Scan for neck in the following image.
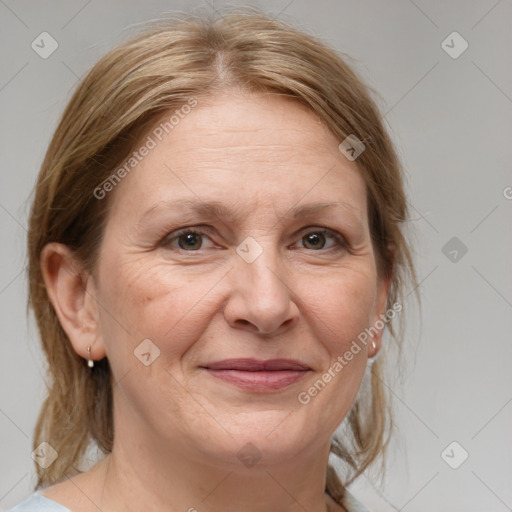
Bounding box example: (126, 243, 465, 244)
(91, 431, 336, 512)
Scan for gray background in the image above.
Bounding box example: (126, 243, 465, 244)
(1, 1, 511, 510)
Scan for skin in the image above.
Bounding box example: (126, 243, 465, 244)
(41, 90, 390, 512)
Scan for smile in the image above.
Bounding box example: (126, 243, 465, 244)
(201, 358, 311, 392)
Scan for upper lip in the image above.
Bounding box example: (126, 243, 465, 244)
(202, 358, 310, 371)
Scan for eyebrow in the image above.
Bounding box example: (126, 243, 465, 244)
(138, 199, 361, 224)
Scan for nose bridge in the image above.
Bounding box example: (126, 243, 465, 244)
(237, 238, 289, 301)
(226, 236, 297, 334)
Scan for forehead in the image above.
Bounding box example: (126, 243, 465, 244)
(105, 92, 368, 225)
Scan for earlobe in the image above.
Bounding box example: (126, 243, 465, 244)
(40, 243, 106, 363)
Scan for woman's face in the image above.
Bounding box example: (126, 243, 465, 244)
(89, 92, 389, 467)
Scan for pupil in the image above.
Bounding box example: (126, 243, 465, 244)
(304, 232, 325, 249)
(179, 233, 201, 250)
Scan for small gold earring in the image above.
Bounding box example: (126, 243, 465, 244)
(86, 346, 94, 368)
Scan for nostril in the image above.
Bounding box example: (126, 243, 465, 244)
(236, 319, 252, 327)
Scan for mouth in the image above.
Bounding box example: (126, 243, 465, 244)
(200, 358, 311, 392)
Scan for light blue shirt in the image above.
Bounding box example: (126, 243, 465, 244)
(8, 489, 372, 511)
(7, 492, 71, 511)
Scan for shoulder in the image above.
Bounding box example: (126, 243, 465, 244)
(341, 489, 373, 512)
(7, 492, 72, 512)
(327, 488, 372, 512)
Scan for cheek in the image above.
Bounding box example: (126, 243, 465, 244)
(301, 266, 377, 358)
(95, 255, 220, 363)
(295, 269, 377, 429)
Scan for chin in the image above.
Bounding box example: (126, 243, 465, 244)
(195, 413, 323, 468)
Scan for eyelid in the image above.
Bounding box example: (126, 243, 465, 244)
(161, 225, 348, 252)
(294, 226, 348, 249)
(160, 225, 217, 249)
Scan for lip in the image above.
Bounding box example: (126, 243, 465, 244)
(201, 358, 311, 392)
(204, 358, 310, 371)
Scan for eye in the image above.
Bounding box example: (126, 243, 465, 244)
(296, 229, 346, 251)
(163, 229, 215, 251)
(160, 226, 347, 253)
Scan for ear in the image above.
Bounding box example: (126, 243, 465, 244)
(368, 273, 392, 358)
(40, 243, 106, 363)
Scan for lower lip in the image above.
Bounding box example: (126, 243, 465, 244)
(204, 369, 309, 391)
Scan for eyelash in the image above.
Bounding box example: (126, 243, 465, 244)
(160, 226, 348, 253)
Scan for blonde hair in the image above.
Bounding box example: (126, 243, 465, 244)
(27, 7, 417, 502)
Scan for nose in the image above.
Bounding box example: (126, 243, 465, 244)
(223, 248, 300, 336)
